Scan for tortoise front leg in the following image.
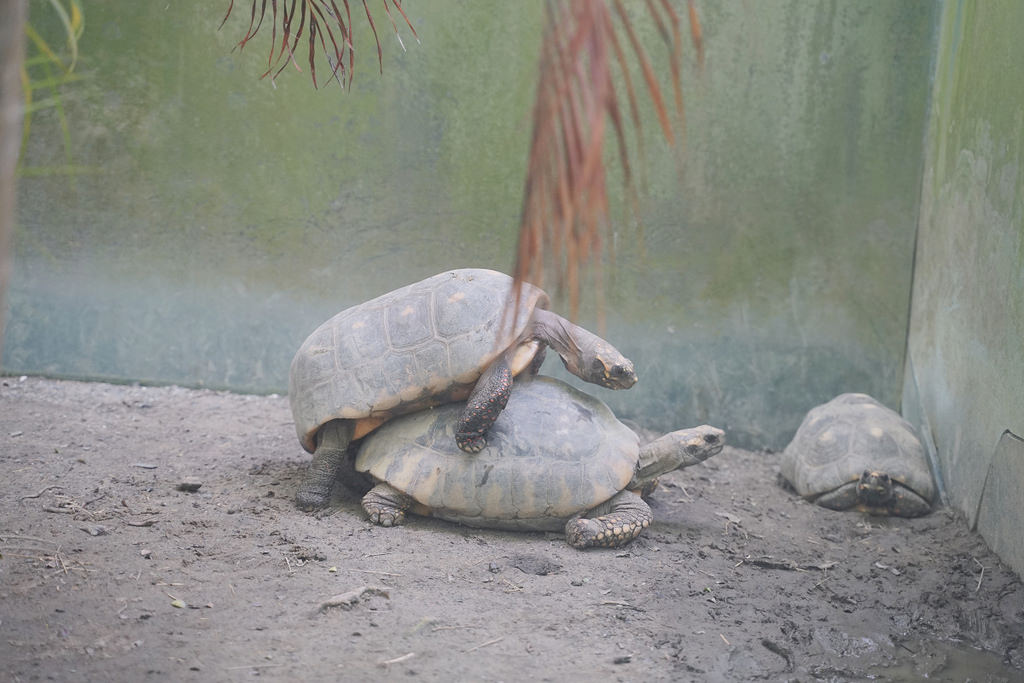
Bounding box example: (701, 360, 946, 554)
(296, 420, 354, 511)
(885, 486, 933, 517)
(362, 483, 414, 527)
(456, 353, 514, 453)
(564, 490, 652, 549)
(809, 481, 860, 511)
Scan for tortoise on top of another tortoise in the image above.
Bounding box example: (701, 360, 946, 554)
(289, 269, 637, 511)
(781, 393, 935, 517)
(348, 376, 724, 549)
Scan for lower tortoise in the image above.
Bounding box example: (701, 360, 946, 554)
(344, 376, 724, 549)
(781, 393, 935, 517)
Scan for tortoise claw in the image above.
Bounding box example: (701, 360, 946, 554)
(566, 517, 646, 549)
(456, 433, 487, 453)
(361, 483, 411, 527)
(364, 505, 405, 527)
(565, 519, 592, 549)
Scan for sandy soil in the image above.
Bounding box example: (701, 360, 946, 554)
(1, 375, 1022, 682)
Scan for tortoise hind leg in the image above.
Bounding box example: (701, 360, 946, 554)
(362, 483, 414, 527)
(295, 420, 354, 511)
(564, 490, 652, 549)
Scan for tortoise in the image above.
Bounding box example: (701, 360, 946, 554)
(289, 269, 637, 511)
(780, 393, 935, 517)
(348, 376, 725, 548)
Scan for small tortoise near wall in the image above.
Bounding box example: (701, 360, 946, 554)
(350, 376, 725, 549)
(781, 393, 936, 517)
(288, 269, 638, 511)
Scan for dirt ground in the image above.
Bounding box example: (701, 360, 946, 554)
(1, 376, 1022, 682)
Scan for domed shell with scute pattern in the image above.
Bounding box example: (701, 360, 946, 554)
(781, 393, 936, 516)
(354, 376, 641, 531)
(289, 269, 547, 453)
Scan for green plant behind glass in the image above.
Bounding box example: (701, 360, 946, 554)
(18, 0, 87, 185)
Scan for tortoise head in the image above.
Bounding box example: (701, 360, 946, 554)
(567, 341, 638, 390)
(857, 470, 895, 506)
(631, 425, 725, 487)
(530, 309, 637, 390)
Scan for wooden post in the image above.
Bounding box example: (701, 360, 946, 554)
(0, 0, 28, 356)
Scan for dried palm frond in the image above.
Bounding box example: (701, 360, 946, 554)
(510, 0, 702, 326)
(220, 0, 418, 89)
(219, 1, 701, 329)
(1, 0, 29, 358)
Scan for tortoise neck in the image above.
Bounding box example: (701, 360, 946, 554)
(631, 436, 687, 487)
(530, 308, 584, 360)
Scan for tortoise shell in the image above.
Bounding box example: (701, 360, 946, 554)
(354, 376, 640, 531)
(289, 269, 547, 453)
(781, 393, 935, 512)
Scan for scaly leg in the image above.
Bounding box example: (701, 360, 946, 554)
(295, 420, 354, 511)
(456, 353, 513, 453)
(564, 490, 653, 549)
(362, 483, 415, 527)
